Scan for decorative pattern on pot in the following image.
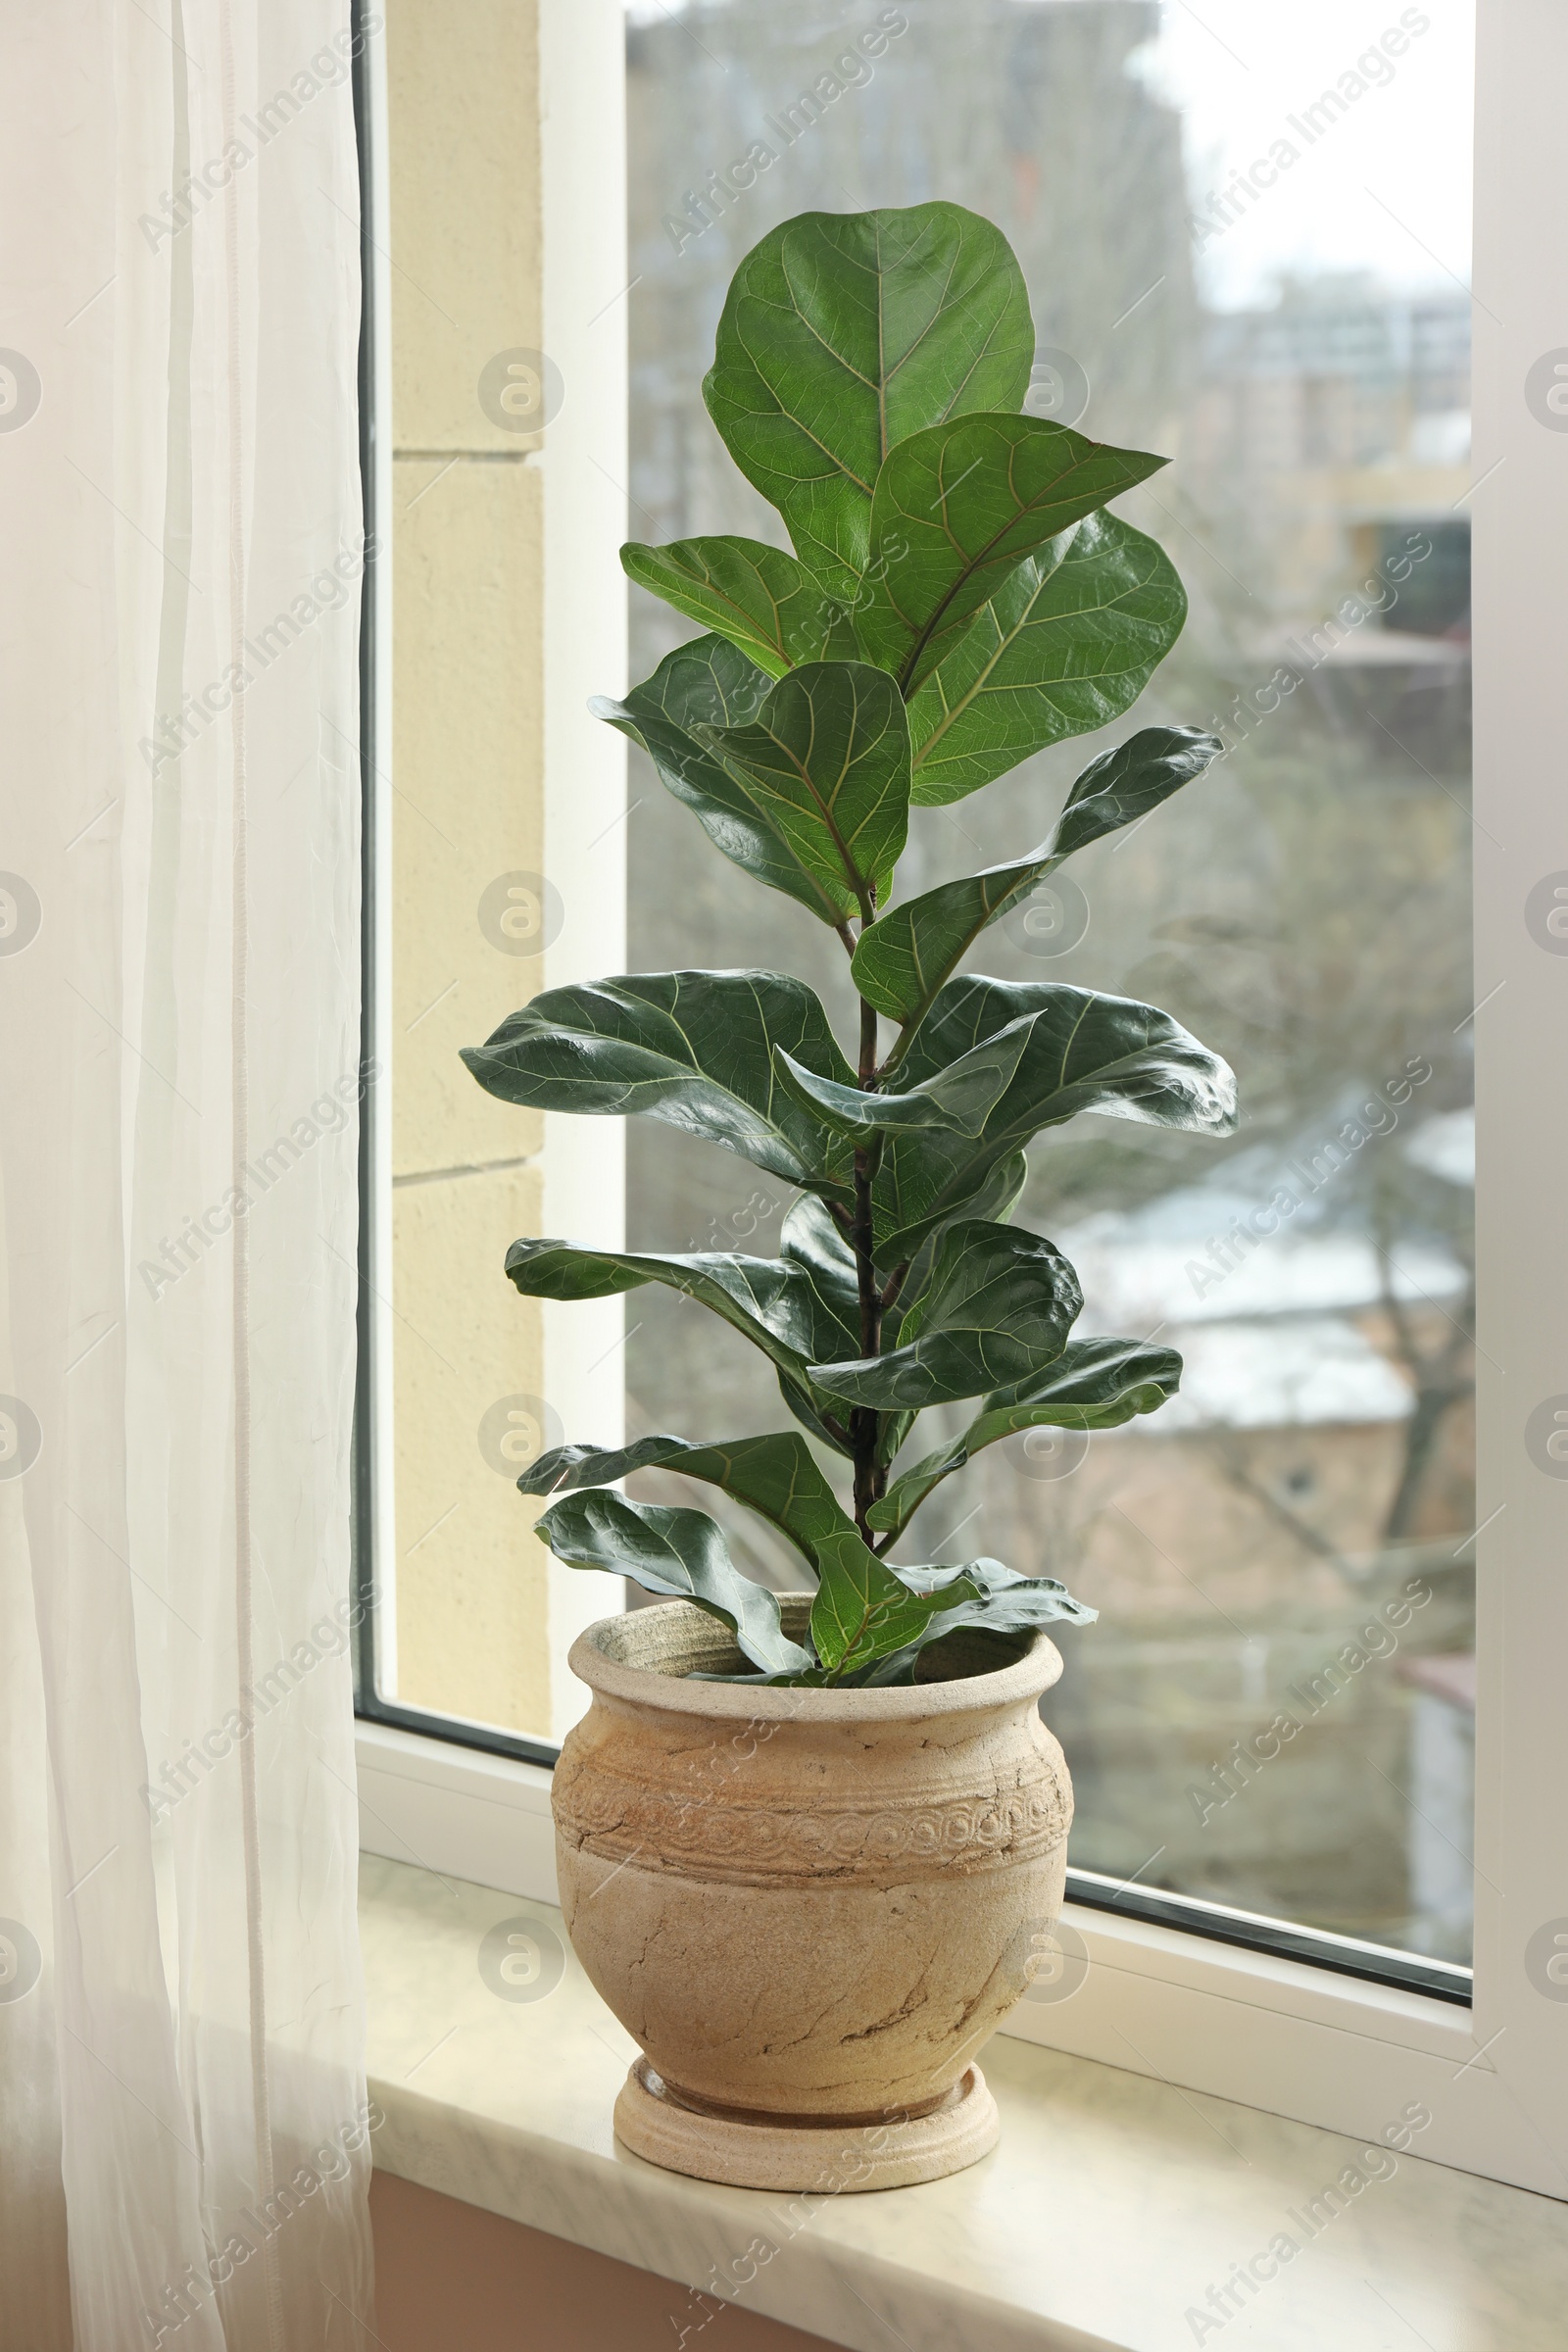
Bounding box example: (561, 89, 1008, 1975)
(554, 1765, 1071, 1886)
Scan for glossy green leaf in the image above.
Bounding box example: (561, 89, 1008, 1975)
(810, 1221, 1082, 1411)
(872, 978, 1236, 1260)
(852, 1559, 1099, 1685)
(878, 1149, 1028, 1393)
(517, 1429, 857, 1575)
(505, 1238, 860, 1396)
(773, 1196, 874, 1456)
(1050, 724, 1224, 861)
(810, 1543, 1097, 1683)
(462, 972, 858, 1200)
(908, 513, 1187, 804)
(808, 1527, 964, 1677)
(693, 662, 912, 917)
(778, 1194, 863, 1333)
(703, 204, 1035, 596)
(536, 1490, 812, 1676)
(777, 1187, 996, 1472)
(774, 1373, 857, 1462)
(854, 417, 1166, 691)
(866, 1336, 1184, 1539)
(773, 1019, 1032, 1140)
(853, 727, 1223, 1025)
(620, 537, 858, 678)
(590, 637, 849, 925)
(895, 1146, 1027, 1273)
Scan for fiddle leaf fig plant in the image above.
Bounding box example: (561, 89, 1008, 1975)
(463, 202, 1237, 1688)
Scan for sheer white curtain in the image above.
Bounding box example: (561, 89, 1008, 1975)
(0, 4, 376, 2344)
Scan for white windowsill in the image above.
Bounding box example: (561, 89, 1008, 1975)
(356, 1719, 1561, 2199)
(360, 1847, 1567, 2352)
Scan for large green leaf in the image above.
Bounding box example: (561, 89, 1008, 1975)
(590, 637, 848, 926)
(505, 1238, 859, 1396)
(517, 1430, 855, 1575)
(872, 979, 1236, 1260)
(906, 1145, 1027, 1254)
(908, 513, 1187, 805)
(857, 1152, 1034, 1327)
(810, 1221, 1082, 1411)
(774, 1195, 877, 1456)
(703, 204, 1035, 596)
(536, 1491, 812, 1676)
(1049, 724, 1224, 861)
(773, 1019, 1032, 1140)
(851, 1559, 1099, 1686)
(854, 418, 1166, 691)
(778, 1194, 866, 1336)
(620, 538, 857, 678)
(693, 662, 911, 917)
(867, 1336, 1184, 1541)
(854, 727, 1223, 1025)
(776, 1189, 992, 1467)
(878, 1150, 1029, 1402)
(775, 1371, 858, 1462)
(462, 973, 857, 1200)
(540, 1485, 1096, 1690)
(808, 1527, 964, 1678)
(809, 1541, 1096, 1684)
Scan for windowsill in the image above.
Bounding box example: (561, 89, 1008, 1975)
(361, 1853, 1567, 2352)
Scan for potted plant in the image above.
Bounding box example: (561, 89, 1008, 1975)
(463, 201, 1235, 2190)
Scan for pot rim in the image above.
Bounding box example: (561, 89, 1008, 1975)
(567, 1594, 1064, 1723)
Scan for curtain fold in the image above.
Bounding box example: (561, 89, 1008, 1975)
(0, 5, 377, 2344)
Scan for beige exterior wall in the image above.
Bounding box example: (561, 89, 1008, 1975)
(385, 0, 552, 1734)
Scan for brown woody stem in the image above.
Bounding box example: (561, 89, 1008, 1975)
(851, 990, 884, 1536)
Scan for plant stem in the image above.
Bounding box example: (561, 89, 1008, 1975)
(851, 991, 883, 1537)
(858, 987, 878, 1089)
(879, 1261, 910, 1311)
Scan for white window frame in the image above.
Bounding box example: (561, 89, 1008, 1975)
(356, 0, 1568, 2203)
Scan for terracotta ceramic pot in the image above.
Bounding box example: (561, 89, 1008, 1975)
(552, 1596, 1073, 2189)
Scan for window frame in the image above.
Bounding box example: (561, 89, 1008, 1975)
(353, 0, 1568, 2200)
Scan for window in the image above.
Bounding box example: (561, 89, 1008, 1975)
(621, 0, 1476, 1987)
(355, 0, 1568, 2196)
(352, 0, 628, 1761)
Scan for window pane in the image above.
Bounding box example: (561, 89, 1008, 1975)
(624, 0, 1476, 1963)
(375, 9, 562, 1744)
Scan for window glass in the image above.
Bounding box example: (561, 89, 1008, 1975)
(623, 0, 1476, 1964)
(370, 8, 562, 1746)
